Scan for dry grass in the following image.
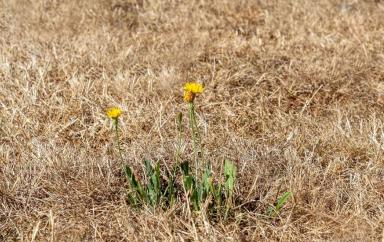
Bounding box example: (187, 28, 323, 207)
(1, 0, 384, 241)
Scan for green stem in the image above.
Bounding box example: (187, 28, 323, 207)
(189, 102, 199, 179)
(113, 119, 129, 181)
(113, 119, 141, 210)
(191, 104, 205, 169)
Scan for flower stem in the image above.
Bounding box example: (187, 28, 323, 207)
(113, 119, 129, 181)
(189, 102, 199, 179)
(191, 105, 204, 170)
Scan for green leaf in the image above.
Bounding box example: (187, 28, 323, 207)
(126, 192, 136, 206)
(145, 160, 162, 207)
(124, 165, 138, 189)
(144, 159, 153, 177)
(191, 189, 199, 210)
(180, 161, 190, 176)
(199, 171, 210, 201)
(181, 161, 195, 193)
(166, 178, 176, 208)
(224, 160, 236, 197)
(154, 161, 161, 202)
(224, 160, 237, 221)
(124, 165, 150, 205)
(206, 177, 215, 199)
(124, 166, 142, 201)
(272, 191, 292, 216)
(183, 175, 194, 192)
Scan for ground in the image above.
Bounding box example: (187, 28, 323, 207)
(1, 0, 384, 241)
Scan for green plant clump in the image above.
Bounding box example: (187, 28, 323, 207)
(107, 83, 291, 220)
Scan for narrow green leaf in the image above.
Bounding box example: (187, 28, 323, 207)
(183, 175, 193, 192)
(144, 159, 153, 176)
(180, 161, 190, 176)
(272, 191, 292, 216)
(155, 161, 161, 203)
(126, 193, 136, 206)
(224, 160, 237, 221)
(224, 160, 236, 197)
(191, 189, 199, 210)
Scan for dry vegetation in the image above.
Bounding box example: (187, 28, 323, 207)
(1, 0, 384, 241)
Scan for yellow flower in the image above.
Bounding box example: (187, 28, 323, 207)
(183, 82, 205, 102)
(106, 107, 121, 119)
(184, 82, 205, 94)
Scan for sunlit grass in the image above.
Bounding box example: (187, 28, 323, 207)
(2, 0, 384, 240)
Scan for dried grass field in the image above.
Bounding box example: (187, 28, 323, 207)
(1, 0, 384, 241)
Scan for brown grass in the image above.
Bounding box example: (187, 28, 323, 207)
(1, 0, 384, 241)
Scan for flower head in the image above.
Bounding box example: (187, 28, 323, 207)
(184, 82, 205, 94)
(183, 82, 205, 103)
(106, 107, 121, 119)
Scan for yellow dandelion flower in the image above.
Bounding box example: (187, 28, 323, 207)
(106, 107, 121, 119)
(184, 82, 205, 94)
(183, 82, 205, 103)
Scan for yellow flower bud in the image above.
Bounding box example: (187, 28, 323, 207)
(177, 112, 183, 122)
